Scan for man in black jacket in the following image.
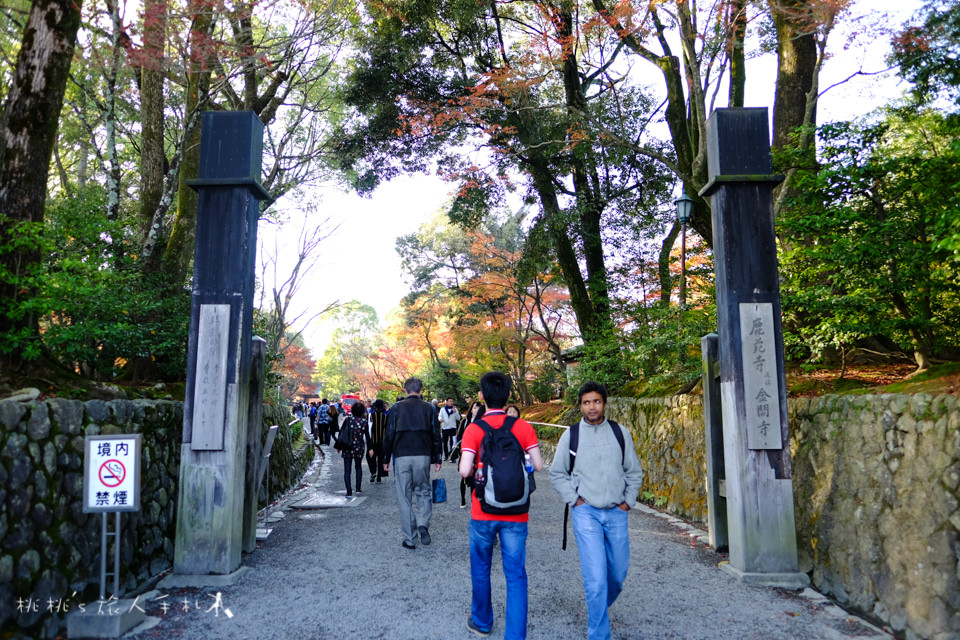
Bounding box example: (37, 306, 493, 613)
(383, 377, 443, 549)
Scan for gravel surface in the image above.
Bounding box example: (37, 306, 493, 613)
(122, 444, 892, 640)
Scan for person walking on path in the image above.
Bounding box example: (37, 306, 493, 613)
(440, 397, 461, 460)
(340, 402, 372, 496)
(382, 377, 443, 549)
(458, 371, 544, 638)
(316, 399, 331, 445)
(454, 401, 484, 508)
(368, 399, 389, 483)
(549, 381, 644, 640)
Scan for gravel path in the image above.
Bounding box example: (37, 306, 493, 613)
(122, 444, 891, 640)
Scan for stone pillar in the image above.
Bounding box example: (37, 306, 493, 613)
(700, 108, 808, 588)
(174, 112, 271, 575)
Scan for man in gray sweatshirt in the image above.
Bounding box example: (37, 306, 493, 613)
(549, 381, 644, 640)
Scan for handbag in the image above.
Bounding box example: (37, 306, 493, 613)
(334, 422, 352, 452)
(431, 477, 447, 503)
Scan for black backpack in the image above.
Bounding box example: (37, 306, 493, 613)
(561, 420, 625, 550)
(475, 416, 535, 515)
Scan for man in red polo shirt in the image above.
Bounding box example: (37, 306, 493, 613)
(458, 371, 544, 638)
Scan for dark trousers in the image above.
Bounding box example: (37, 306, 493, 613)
(442, 428, 457, 459)
(317, 421, 329, 445)
(344, 455, 363, 494)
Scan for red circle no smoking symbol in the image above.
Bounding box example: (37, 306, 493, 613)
(99, 459, 126, 487)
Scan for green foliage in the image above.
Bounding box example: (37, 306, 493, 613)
(779, 109, 960, 365)
(0, 213, 47, 361)
(422, 359, 476, 404)
(39, 187, 190, 380)
(891, 1, 960, 105)
(529, 370, 560, 403)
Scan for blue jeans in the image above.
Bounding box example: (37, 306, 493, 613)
(571, 504, 630, 640)
(469, 519, 528, 639)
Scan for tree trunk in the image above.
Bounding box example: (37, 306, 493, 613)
(559, 8, 612, 332)
(138, 0, 167, 271)
(768, 0, 819, 158)
(0, 0, 83, 370)
(163, 3, 213, 283)
(727, 0, 748, 107)
(526, 156, 597, 342)
(659, 221, 681, 307)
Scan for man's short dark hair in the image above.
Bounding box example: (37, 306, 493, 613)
(480, 371, 511, 409)
(577, 381, 608, 404)
(321, 398, 328, 404)
(404, 377, 423, 394)
(446, 396, 454, 402)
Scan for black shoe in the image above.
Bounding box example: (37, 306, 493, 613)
(466, 617, 491, 636)
(356, 489, 362, 494)
(418, 526, 431, 545)
(402, 541, 416, 550)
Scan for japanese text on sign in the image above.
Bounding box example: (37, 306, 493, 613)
(739, 303, 782, 450)
(84, 434, 142, 512)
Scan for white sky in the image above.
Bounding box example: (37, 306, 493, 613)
(258, 0, 924, 358)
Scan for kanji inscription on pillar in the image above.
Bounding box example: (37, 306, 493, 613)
(739, 302, 782, 450)
(192, 303, 230, 450)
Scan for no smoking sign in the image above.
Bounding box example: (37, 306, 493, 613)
(84, 434, 142, 513)
(98, 460, 126, 487)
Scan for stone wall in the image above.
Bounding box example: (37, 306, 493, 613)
(790, 393, 959, 640)
(606, 396, 708, 521)
(0, 396, 313, 638)
(604, 392, 960, 640)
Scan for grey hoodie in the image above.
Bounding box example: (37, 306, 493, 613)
(549, 418, 644, 509)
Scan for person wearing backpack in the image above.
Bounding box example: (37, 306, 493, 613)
(316, 399, 331, 445)
(549, 381, 643, 640)
(458, 371, 543, 638)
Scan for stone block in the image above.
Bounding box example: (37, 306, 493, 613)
(2, 432, 27, 461)
(16, 549, 40, 580)
(43, 441, 57, 474)
(66, 600, 146, 639)
(888, 394, 908, 415)
(9, 454, 30, 488)
(48, 397, 84, 434)
(26, 406, 51, 441)
(0, 400, 27, 431)
(85, 399, 110, 423)
(0, 554, 12, 583)
(32, 501, 52, 530)
(31, 471, 49, 501)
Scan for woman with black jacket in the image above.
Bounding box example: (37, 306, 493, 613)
(368, 399, 389, 483)
(454, 401, 485, 508)
(339, 402, 372, 496)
